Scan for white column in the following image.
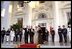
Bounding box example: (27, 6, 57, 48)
(23, 3, 29, 27)
(1, 1, 11, 31)
(9, 3, 13, 28)
(53, 1, 60, 42)
(28, 5, 32, 26)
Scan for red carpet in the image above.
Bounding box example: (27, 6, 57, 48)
(18, 43, 38, 48)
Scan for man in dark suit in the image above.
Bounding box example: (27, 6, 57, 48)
(37, 25, 43, 44)
(41, 27, 46, 43)
(19, 28, 22, 42)
(24, 26, 29, 43)
(15, 29, 19, 42)
(58, 26, 63, 43)
(6, 29, 10, 42)
(45, 28, 49, 42)
(62, 25, 67, 43)
(50, 28, 55, 43)
(29, 27, 34, 43)
(1, 28, 6, 43)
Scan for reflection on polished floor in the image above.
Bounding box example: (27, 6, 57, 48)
(40, 42, 71, 48)
(1, 35, 71, 48)
(1, 41, 71, 48)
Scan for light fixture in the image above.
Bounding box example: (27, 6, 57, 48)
(1, 8, 5, 17)
(9, 4, 12, 13)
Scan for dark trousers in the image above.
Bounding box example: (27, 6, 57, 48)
(46, 35, 48, 42)
(38, 34, 43, 44)
(58, 33, 63, 42)
(44, 35, 48, 42)
(25, 35, 28, 43)
(19, 35, 22, 42)
(1, 35, 4, 43)
(30, 35, 34, 43)
(52, 35, 55, 42)
(42, 35, 46, 42)
(15, 35, 18, 42)
(63, 34, 67, 43)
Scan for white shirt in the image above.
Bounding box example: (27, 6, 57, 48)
(67, 28, 71, 34)
(67, 27, 71, 41)
(10, 30, 15, 37)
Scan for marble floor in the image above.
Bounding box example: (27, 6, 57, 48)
(40, 42, 71, 48)
(1, 41, 71, 48)
(1, 36, 71, 48)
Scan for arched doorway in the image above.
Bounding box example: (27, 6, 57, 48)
(17, 18, 23, 28)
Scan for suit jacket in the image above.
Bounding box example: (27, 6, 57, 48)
(28, 29, 34, 36)
(24, 28, 29, 35)
(51, 30, 55, 35)
(6, 30, 10, 35)
(18, 31, 22, 35)
(15, 31, 19, 35)
(62, 28, 67, 35)
(37, 29, 42, 35)
(1, 30, 6, 35)
(58, 28, 62, 34)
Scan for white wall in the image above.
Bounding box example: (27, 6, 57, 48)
(1, 1, 11, 31)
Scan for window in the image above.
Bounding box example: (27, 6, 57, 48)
(38, 13, 47, 19)
(67, 12, 71, 20)
(39, 23, 46, 27)
(39, 1, 45, 3)
(67, 12, 71, 25)
(68, 18, 71, 25)
(18, 1, 24, 7)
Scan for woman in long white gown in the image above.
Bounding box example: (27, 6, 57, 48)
(10, 28, 15, 42)
(67, 25, 71, 42)
(34, 26, 38, 44)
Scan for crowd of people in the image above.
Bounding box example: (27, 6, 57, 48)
(58, 25, 71, 43)
(1, 25, 71, 44)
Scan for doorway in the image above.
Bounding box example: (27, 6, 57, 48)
(17, 18, 23, 28)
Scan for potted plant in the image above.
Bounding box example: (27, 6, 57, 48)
(11, 23, 21, 31)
